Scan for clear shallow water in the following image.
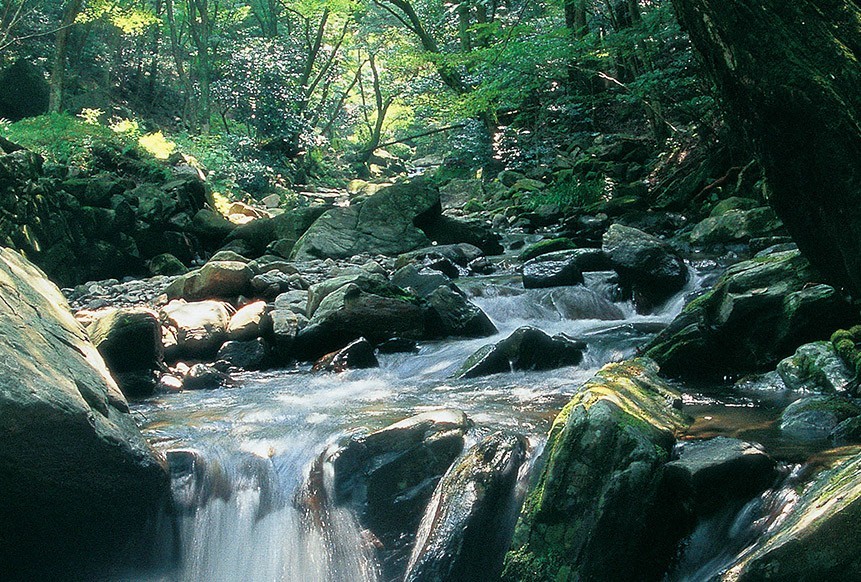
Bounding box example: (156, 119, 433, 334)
(132, 269, 716, 582)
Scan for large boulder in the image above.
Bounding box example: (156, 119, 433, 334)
(602, 224, 688, 310)
(291, 178, 441, 260)
(0, 248, 172, 579)
(502, 358, 690, 582)
(87, 307, 162, 397)
(522, 255, 585, 289)
(724, 452, 861, 580)
(457, 327, 585, 379)
(417, 214, 504, 255)
(404, 432, 528, 582)
(646, 249, 855, 379)
(779, 395, 861, 440)
(304, 410, 472, 579)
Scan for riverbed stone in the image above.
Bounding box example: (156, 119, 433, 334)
(165, 260, 253, 300)
(457, 327, 585, 378)
(391, 264, 451, 298)
(0, 248, 172, 579)
(182, 362, 230, 390)
(320, 409, 472, 578)
(690, 206, 784, 246)
(227, 300, 271, 341)
(404, 432, 528, 582)
(160, 300, 231, 359)
(502, 358, 689, 582)
(87, 307, 162, 397)
(216, 338, 270, 371)
(522, 255, 584, 289)
(780, 395, 861, 440)
(646, 250, 854, 379)
(312, 337, 379, 372)
(425, 285, 497, 338)
(602, 223, 687, 310)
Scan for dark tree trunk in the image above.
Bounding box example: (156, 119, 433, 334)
(672, 0, 861, 294)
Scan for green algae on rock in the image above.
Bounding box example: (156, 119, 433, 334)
(502, 358, 690, 582)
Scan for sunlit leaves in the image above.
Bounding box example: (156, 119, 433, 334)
(77, 0, 157, 35)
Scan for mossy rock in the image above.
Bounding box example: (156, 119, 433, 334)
(518, 238, 578, 262)
(502, 358, 690, 582)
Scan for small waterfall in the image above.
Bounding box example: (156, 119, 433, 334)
(667, 464, 802, 581)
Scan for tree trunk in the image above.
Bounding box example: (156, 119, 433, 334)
(673, 0, 861, 294)
(49, 0, 83, 112)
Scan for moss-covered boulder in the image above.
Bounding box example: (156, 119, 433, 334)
(690, 207, 784, 246)
(724, 452, 861, 580)
(776, 341, 854, 393)
(502, 358, 690, 582)
(518, 238, 578, 262)
(779, 395, 861, 440)
(646, 250, 854, 379)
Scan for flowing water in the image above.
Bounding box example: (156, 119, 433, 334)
(130, 263, 798, 582)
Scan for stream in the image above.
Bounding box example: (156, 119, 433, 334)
(130, 259, 803, 581)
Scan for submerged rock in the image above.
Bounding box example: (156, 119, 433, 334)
(646, 250, 854, 379)
(457, 326, 585, 378)
(502, 358, 689, 582)
(405, 432, 528, 582)
(0, 248, 172, 579)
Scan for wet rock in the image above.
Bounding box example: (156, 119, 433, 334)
(291, 178, 440, 260)
(665, 437, 777, 516)
(376, 338, 419, 354)
(313, 337, 379, 372)
(269, 308, 301, 359)
(780, 395, 861, 440)
(518, 238, 578, 262)
(295, 283, 424, 361)
(646, 250, 854, 379)
(0, 248, 172, 579)
(182, 363, 230, 390)
(502, 358, 689, 582)
(457, 327, 585, 379)
(323, 410, 472, 578)
(165, 260, 253, 300)
(522, 255, 584, 289)
(602, 224, 687, 310)
(306, 272, 395, 317)
(405, 432, 528, 582)
(776, 341, 854, 393)
(160, 300, 231, 360)
(425, 286, 497, 338)
(391, 264, 451, 298)
(227, 300, 271, 341)
(216, 338, 270, 371)
(725, 453, 861, 580)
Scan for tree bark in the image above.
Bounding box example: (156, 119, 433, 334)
(672, 0, 861, 294)
(48, 0, 83, 112)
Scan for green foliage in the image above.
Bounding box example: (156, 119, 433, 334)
(522, 176, 608, 212)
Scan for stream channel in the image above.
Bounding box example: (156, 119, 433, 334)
(131, 252, 808, 582)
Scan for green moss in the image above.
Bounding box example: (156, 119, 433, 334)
(518, 238, 578, 262)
